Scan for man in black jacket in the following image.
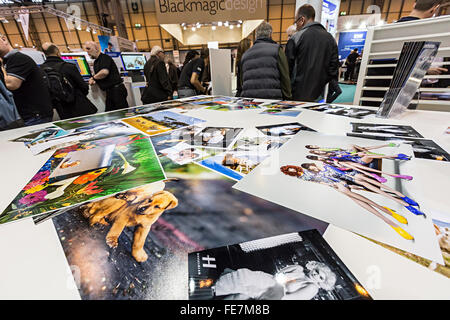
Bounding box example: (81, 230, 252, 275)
(141, 46, 172, 104)
(41, 43, 97, 119)
(0, 33, 53, 126)
(344, 48, 360, 82)
(286, 5, 339, 102)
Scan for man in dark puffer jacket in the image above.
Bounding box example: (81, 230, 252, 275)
(240, 21, 291, 100)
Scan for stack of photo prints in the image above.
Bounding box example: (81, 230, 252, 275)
(1, 94, 449, 300)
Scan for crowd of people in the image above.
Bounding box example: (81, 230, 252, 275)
(237, 4, 340, 103)
(0, 0, 447, 131)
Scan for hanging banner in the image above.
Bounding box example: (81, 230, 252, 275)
(18, 12, 29, 42)
(155, 0, 267, 24)
(337, 30, 367, 60)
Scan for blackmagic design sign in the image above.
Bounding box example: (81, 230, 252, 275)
(156, 0, 266, 24)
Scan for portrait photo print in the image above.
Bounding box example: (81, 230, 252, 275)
(188, 229, 371, 300)
(350, 122, 424, 138)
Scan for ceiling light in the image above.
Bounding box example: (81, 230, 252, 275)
(229, 25, 234, 29)
(183, 26, 187, 30)
(86, 26, 90, 32)
(192, 27, 196, 31)
(92, 29, 97, 34)
(224, 21, 229, 27)
(212, 25, 216, 30)
(238, 20, 243, 24)
(218, 21, 222, 27)
(237, 24, 241, 28)
(345, 22, 352, 30)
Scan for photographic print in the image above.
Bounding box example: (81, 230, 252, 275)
(277, 101, 307, 106)
(233, 128, 291, 153)
(191, 127, 243, 149)
(364, 218, 450, 279)
(256, 122, 315, 137)
(261, 104, 296, 110)
(27, 121, 139, 155)
(160, 142, 208, 165)
(0, 134, 166, 225)
(189, 229, 371, 300)
(54, 110, 141, 130)
(233, 131, 444, 264)
(149, 126, 205, 153)
(304, 104, 377, 119)
(347, 133, 450, 161)
(259, 109, 302, 117)
(350, 122, 424, 138)
(197, 150, 270, 181)
(122, 111, 205, 136)
(41, 162, 327, 300)
(9, 126, 68, 143)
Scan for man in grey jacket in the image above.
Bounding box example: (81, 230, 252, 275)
(286, 5, 339, 102)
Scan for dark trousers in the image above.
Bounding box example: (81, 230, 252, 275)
(345, 63, 355, 81)
(105, 84, 128, 112)
(23, 115, 53, 127)
(326, 79, 343, 103)
(178, 87, 197, 98)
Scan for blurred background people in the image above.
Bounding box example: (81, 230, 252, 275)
(235, 38, 252, 97)
(0, 33, 52, 126)
(240, 22, 291, 100)
(166, 57, 179, 99)
(287, 5, 339, 102)
(84, 41, 128, 111)
(344, 48, 360, 82)
(41, 42, 97, 119)
(397, 0, 443, 22)
(141, 46, 172, 104)
(178, 48, 209, 98)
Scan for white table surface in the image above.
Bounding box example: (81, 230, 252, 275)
(0, 101, 449, 300)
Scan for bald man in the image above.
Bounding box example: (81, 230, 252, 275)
(40, 43, 96, 119)
(84, 41, 128, 111)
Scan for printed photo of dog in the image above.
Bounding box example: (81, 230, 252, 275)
(82, 182, 178, 262)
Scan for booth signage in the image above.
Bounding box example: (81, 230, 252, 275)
(156, 0, 266, 24)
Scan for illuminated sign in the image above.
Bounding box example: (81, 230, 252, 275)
(156, 0, 266, 24)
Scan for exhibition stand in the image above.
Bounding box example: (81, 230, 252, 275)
(354, 15, 450, 112)
(0, 96, 448, 300)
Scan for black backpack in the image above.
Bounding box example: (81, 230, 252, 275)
(42, 62, 75, 105)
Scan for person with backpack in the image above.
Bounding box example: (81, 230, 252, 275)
(40, 43, 97, 120)
(141, 46, 172, 104)
(0, 33, 53, 126)
(0, 76, 23, 131)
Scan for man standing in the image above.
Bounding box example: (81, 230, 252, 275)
(0, 34, 53, 126)
(287, 5, 339, 102)
(397, 0, 442, 22)
(141, 46, 172, 103)
(240, 22, 291, 100)
(285, 25, 297, 77)
(84, 41, 128, 111)
(396, 0, 447, 76)
(41, 42, 97, 119)
(344, 48, 359, 82)
(177, 48, 209, 98)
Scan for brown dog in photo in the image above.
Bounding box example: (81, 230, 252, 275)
(82, 188, 178, 262)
